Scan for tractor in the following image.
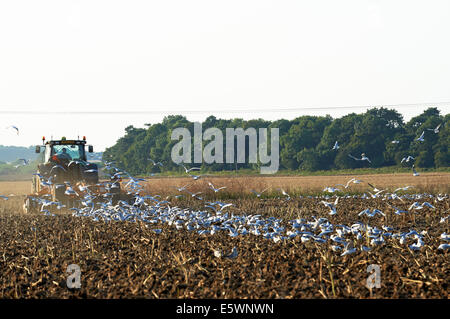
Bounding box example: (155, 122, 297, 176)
(23, 136, 125, 213)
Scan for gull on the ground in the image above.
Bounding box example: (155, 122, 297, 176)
(412, 165, 420, 176)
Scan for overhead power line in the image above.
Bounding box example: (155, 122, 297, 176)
(0, 102, 448, 115)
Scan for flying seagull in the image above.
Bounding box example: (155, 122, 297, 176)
(321, 197, 339, 215)
(277, 188, 291, 201)
(18, 158, 30, 165)
(401, 156, 414, 163)
(7, 125, 19, 135)
(148, 158, 163, 166)
(416, 131, 425, 142)
(251, 188, 269, 198)
(427, 123, 441, 134)
(338, 177, 363, 189)
(348, 153, 371, 163)
(208, 182, 227, 193)
(173, 184, 190, 192)
(189, 174, 202, 180)
(181, 164, 201, 173)
(332, 141, 339, 150)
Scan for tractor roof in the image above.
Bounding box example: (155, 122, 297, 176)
(46, 139, 87, 146)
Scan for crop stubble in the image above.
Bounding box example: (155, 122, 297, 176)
(0, 175, 448, 299)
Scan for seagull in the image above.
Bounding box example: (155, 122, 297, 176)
(367, 183, 384, 193)
(393, 186, 413, 193)
(251, 188, 268, 198)
(174, 184, 190, 192)
(321, 197, 339, 215)
(389, 205, 408, 215)
(401, 156, 415, 163)
(7, 125, 19, 135)
(181, 164, 201, 174)
(186, 190, 203, 200)
(148, 158, 163, 166)
(412, 165, 419, 176)
(408, 201, 435, 211)
(332, 141, 339, 150)
(206, 202, 234, 213)
(427, 123, 441, 134)
(358, 208, 385, 217)
(409, 237, 424, 251)
(440, 233, 450, 241)
(189, 174, 202, 180)
(440, 215, 450, 224)
(277, 188, 291, 201)
(343, 178, 363, 189)
(348, 153, 371, 163)
(416, 131, 425, 142)
(18, 158, 30, 165)
(323, 187, 341, 193)
(341, 241, 357, 256)
(208, 182, 227, 193)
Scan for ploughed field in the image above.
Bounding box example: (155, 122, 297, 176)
(0, 174, 449, 298)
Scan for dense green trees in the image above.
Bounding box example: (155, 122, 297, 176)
(103, 107, 448, 174)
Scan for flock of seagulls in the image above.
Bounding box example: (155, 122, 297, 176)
(0, 121, 447, 258)
(8, 158, 446, 257)
(332, 121, 444, 176)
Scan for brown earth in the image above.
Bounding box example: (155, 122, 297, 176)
(0, 190, 448, 298)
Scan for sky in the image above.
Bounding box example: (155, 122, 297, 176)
(0, 0, 449, 151)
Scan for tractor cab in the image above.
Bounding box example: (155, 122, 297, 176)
(36, 136, 93, 164)
(33, 136, 99, 193)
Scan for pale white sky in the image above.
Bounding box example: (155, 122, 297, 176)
(0, 0, 449, 151)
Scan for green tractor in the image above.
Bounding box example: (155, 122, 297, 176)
(23, 136, 123, 213)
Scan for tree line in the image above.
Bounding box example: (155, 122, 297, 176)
(102, 107, 449, 175)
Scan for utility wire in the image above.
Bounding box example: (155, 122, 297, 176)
(0, 102, 448, 115)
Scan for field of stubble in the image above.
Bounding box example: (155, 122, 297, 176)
(0, 174, 449, 299)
